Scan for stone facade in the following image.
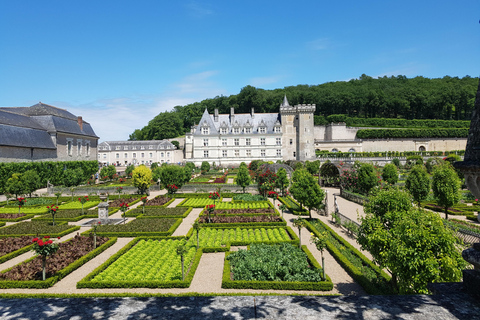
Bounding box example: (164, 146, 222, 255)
(184, 96, 316, 166)
(98, 140, 181, 166)
(0, 103, 98, 163)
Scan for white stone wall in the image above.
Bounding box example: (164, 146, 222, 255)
(361, 138, 467, 152)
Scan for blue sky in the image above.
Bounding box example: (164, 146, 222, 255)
(1, 1, 479, 142)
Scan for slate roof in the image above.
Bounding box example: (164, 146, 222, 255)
(195, 108, 281, 135)
(99, 140, 176, 150)
(0, 103, 98, 149)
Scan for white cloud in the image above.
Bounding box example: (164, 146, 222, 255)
(62, 70, 226, 142)
(185, 2, 213, 18)
(248, 76, 283, 88)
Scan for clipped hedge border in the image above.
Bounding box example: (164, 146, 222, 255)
(0, 243, 34, 264)
(0, 222, 5, 228)
(85, 218, 183, 237)
(222, 245, 333, 291)
(32, 208, 119, 222)
(77, 239, 203, 289)
(2, 214, 43, 222)
(0, 225, 81, 239)
(171, 193, 238, 199)
(136, 207, 193, 219)
(278, 197, 309, 216)
(305, 219, 391, 295)
(0, 237, 117, 289)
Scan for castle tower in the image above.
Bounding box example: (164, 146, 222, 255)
(279, 95, 315, 161)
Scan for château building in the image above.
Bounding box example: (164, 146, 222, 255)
(0, 103, 98, 163)
(184, 96, 316, 166)
(98, 140, 182, 166)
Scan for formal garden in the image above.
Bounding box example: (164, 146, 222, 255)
(0, 156, 478, 297)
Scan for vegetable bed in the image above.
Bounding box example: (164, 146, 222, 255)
(92, 218, 181, 237)
(187, 227, 293, 249)
(0, 236, 34, 264)
(198, 215, 283, 224)
(85, 238, 198, 288)
(125, 207, 190, 218)
(223, 243, 333, 291)
(57, 201, 100, 210)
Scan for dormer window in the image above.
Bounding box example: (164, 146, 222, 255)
(221, 128, 228, 134)
(233, 127, 240, 134)
(202, 127, 210, 135)
(244, 128, 251, 134)
(274, 127, 281, 133)
(124, 146, 129, 150)
(259, 127, 266, 134)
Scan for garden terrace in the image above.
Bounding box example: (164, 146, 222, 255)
(89, 218, 182, 237)
(0, 235, 116, 288)
(125, 207, 191, 218)
(222, 243, 333, 291)
(0, 221, 80, 238)
(78, 238, 202, 289)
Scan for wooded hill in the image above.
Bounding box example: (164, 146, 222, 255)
(129, 75, 478, 141)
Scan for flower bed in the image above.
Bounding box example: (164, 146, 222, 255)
(0, 235, 116, 288)
(125, 207, 191, 218)
(179, 199, 270, 209)
(0, 236, 34, 264)
(90, 218, 182, 237)
(186, 227, 294, 250)
(0, 221, 80, 238)
(108, 198, 141, 207)
(145, 196, 173, 207)
(306, 219, 392, 294)
(79, 238, 201, 288)
(198, 215, 283, 224)
(222, 243, 333, 291)
(204, 208, 275, 215)
(57, 201, 100, 210)
(0, 213, 34, 222)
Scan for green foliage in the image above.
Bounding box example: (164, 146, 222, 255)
(227, 243, 323, 282)
(100, 165, 116, 180)
(289, 169, 324, 218)
(381, 163, 398, 185)
(130, 76, 477, 140)
(232, 194, 266, 202)
(93, 218, 181, 237)
(0, 221, 79, 238)
(5, 173, 24, 197)
(132, 165, 152, 194)
(125, 165, 135, 176)
(356, 128, 468, 139)
(357, 163, 379, 194)
(426, 157, 444, 173)
(405, 165, 430, 205)
(200, 161, 210, 173)
(305, 160, 320, 175)
(235, 164, 251, 193)
(63, 168, 85, 187)
(21, 170, 41, 197)
(275, 167, 289, 196)
(358, 188, 466, 294)
(432, 164, 461, 219)
(392, 158, 400, 167)
(346, 117, 470, 128)
(157, 165, 188, 190)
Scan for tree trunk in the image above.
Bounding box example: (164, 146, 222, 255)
(196, 231, 199, 250)
(298, 229, 302, 249)
(181, 255, 185, 281)
(445, 207, 449, 220)
(322, 255, 325, 281)
(42, 256, 46, 281)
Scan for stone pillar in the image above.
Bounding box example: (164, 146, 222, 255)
(98, 202, 109, 225)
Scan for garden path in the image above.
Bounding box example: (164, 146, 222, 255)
(269, 198, 366, 295)
(172, 208, 202, 236)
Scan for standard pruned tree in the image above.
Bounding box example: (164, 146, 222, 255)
(357, 163, 379, 195)
(382, 163, 398, 185)
(289, 169, 325, 219)
(357, 188, 466, 294)
(158, 165, 188, 191)
(432, 163, 461, 220)
(236, 162, 251, 193)
(405, 165, 430, 206)
(132, 165, 152, 195)
(275, 167, 290, 196)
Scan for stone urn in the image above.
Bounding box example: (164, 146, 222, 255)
(454, 79, 480, 294)
(99, 193, 108, 202)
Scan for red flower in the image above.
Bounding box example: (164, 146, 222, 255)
(44, 236, 50, 239)
(32, 238, 39, 242)
(57, 237, 61, 239)
(47, 240, 53, 245)
(38, 240, 44, 246)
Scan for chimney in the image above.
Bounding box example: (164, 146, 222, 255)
(230, 107, 235, 123)
(251, 107, 255, 118)
(214, 108, 219, 122)
(77, 116, 83, 130)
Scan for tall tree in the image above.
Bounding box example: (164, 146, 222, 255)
(275, 167, 290, 196)
(290, 169, 325, 219)
(132, 165, 152, 194)
(357, 163, 379, 194)
(357, 188, 465, 294)
(236, 162, 251, 193)
(405, 165, 430, 206)
(22, 170, 41, 198)
(432, 164, 461, 220)
(382, 163, 398, 185)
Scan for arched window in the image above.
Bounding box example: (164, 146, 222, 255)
(419, 146, 426, 152)
(331, 148, 339, 153)
(348, 148, 356, 152)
